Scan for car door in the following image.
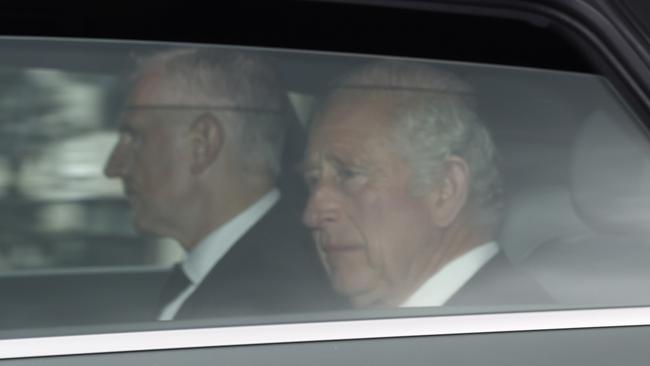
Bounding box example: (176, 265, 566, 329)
(2, 1, 650, 365)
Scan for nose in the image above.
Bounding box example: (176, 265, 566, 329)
(303, 180, 343, 229)
(103, 141, 129, 178)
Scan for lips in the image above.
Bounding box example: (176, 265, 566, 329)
(321, 243, 364, 253)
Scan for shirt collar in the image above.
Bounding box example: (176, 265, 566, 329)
(401, 241, 499, 307)
(181, 188, 280, 284)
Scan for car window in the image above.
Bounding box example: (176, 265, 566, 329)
(0, 65, 182, 270)
(0, 37, 648, 339)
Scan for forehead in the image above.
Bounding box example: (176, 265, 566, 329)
(128, 70, 168, 106)
(308, 93, 398, 155)
(120, 71, 179, 130)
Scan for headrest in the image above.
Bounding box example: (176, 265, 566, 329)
(571, 110, 650, 234)
(499, 186, 589, 263)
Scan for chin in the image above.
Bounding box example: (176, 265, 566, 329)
(333, 271, 376, 298)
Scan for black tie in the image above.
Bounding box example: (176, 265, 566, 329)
(157, 263, 192, 315)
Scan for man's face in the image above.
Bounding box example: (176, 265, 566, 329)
(302, 94, 438, 308)
(104, 73, 194, 237)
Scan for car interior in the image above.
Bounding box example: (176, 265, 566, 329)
(0, 38, 649, 335)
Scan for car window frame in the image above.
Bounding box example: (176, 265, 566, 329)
(2, 0, 650, 361)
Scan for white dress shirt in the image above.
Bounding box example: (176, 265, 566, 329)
(401, 241, 499, 307)
(158, 189, 280, 320)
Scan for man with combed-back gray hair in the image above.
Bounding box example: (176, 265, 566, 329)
(104, 47, 342, 321)
(302, 60, 549, 308)
(129, 48, 286, 180)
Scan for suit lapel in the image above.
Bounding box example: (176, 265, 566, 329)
(174, 194, 341, 319)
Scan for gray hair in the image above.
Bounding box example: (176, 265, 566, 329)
(132, 48, 289, 180)
(328, 60, 502, 216)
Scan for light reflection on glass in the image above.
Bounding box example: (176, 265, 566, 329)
(17, 131, 121, 201)
(0, 66, 145, 270)
(0, 157, 14, 197)
(152, 238, 185, 265)
(288, 92, 314, 127)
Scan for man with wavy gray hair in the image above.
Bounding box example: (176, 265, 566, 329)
(302, 60, 548, 308)
(104, 48, 341, 320)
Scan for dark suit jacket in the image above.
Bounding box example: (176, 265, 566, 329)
(167, 193, 347, 320)
(446, 252, 553, 306)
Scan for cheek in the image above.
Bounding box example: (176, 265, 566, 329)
(325, 249, 378, 294)
(134, 152, 170, 192)
(355, 190, 432, 278)
(138, 136, 188, 184)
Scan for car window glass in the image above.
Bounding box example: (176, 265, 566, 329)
(0, 38, 648, 337)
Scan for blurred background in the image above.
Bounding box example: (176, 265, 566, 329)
(0, 65, 184, 271)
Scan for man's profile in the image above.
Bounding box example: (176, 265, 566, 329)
(302, 61, 549, 308)
(104, 48, 342, 320)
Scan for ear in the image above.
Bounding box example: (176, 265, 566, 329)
(189, 113, 222, 175)
(428, 155, 470, 228)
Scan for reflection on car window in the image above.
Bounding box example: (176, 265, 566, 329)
(0, 66, 173, 270)
(0, 39, 649, 335)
